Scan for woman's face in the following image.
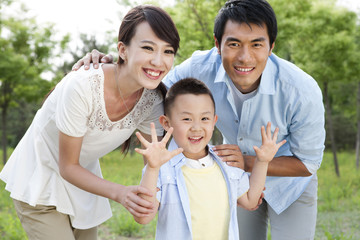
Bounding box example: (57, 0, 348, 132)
(118, 21, 175, 90)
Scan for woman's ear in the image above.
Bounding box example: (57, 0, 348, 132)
(117, 41, 127, 62)
(159, 115, 171, 131)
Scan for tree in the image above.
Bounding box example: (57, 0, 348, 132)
(277, 1, 358, 177)
(0, 2, 66, 164)
(166, 0, 224, 64)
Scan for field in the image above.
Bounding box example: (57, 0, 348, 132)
(0, 150, 359, 240)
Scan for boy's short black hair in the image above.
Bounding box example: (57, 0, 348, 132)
(214, 0, 277, 47)
(164, 78, 216, 116)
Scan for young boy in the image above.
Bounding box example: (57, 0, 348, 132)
(134, 78, 285, 240)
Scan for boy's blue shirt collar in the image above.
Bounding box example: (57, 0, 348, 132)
(167, 138, 223, 167)
(214, 54, 278, 96)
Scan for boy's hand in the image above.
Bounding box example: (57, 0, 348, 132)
(254, 122, 286, 163)
(72, 49, 113, 70)
(135, 123, 183, 169)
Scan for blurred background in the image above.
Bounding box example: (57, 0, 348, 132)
(1, 0, 359, 239)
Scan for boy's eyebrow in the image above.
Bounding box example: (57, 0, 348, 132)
(225, 37, 266, 43)
(180, 111, 213, 115)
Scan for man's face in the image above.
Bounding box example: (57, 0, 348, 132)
(216, 20, 274, 93)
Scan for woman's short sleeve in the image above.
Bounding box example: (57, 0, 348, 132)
(55, 71, 92, 137)
(137, 90, 164, 136)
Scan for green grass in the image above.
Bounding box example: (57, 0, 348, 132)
(0, 150, 359, 239)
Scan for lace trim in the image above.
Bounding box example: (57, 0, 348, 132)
(87, 74, 162, 131)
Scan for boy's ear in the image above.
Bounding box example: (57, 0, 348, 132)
(214, 114, 218, 126)
(159, 115, 171, 131)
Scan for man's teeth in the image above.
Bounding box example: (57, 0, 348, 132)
(236, 67, 253, 72)
(146, 70, 160, 77)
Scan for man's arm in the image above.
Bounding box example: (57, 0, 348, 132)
(72, 49, 113, 70)
(244, 155, 311, 176)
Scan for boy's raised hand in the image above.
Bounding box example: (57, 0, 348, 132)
(253, 122, 286, 163)
(135, 123, 183, 169)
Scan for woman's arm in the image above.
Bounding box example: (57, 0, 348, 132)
(58, 131, 156, 217)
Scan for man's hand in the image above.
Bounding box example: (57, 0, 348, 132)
(213, 144, 245, 169)
(72, 49, 113, 71)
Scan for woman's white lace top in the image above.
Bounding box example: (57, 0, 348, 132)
(0, 65, 164, 229)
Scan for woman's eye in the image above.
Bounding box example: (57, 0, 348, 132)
(165, 49, 175, 54)
(142, 46, 153, 51)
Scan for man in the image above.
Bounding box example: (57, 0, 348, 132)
(74, 1, 325, 239)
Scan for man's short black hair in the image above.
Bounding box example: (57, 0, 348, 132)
(214, 0, 277, 47)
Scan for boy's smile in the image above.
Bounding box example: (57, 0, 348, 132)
(160, 94, 218, 160)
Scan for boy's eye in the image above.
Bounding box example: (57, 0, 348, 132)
(183, 118, 191, 121)
(202, 117, 210, 121)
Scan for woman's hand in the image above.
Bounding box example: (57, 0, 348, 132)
(116, 185, 157, 217)
(72, 49, 113, 70)
(135, 123, 183, 169)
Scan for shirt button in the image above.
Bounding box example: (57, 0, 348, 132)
(239, 138, 243, 141)
(235, 120, 239, 123)
(167, 176, 171, 180)
(243, 152, 247, 155)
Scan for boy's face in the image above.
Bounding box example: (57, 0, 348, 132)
(160, 93, 218, 160)
(215, 20, 274, 93)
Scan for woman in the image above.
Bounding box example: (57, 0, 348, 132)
(0, 5, 180, 240)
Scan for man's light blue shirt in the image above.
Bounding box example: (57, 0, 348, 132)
(163, 47, 325, 214)
(152, 139, 250, 240)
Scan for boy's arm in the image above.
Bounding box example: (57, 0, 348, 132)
(133, 123, 183, 224)
(237, 123, 286, 209)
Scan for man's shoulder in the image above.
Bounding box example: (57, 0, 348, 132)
(189, 47, 221, 65)
(269, 54, 321, 96)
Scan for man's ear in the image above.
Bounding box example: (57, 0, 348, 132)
(117, 41, 127, 62)
(269, 42, 275, 56)
(214, 36, 221, 55)
(159, 115, 171, 131)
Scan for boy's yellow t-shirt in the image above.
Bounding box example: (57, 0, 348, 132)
(181, 155, 230, 240)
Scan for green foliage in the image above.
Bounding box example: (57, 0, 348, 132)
(166, 0, 225, 64)
(1, 149, 360, 239)
(100, 151, 157, 239)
